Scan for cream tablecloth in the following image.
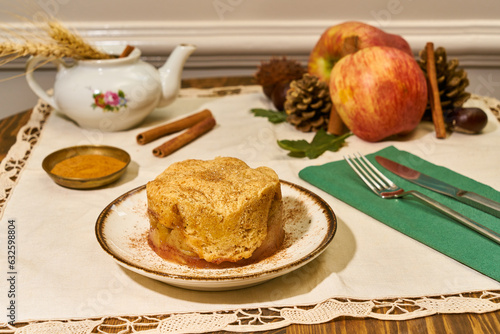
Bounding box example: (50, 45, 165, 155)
(1, 86, 499, 333)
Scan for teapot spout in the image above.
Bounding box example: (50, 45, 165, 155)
(157, 44, 196, 108)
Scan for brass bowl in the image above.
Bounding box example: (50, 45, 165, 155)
(42, 145, 131, 189)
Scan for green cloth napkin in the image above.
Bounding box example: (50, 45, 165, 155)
(299, 146, 500, 282)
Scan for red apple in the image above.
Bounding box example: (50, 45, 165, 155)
(308, 21, 412, 83)
(329, 46, 427, 142)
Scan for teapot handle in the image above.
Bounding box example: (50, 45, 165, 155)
(25, 56, 59, 109)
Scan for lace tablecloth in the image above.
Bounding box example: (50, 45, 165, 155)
(1, 86, 499, 333)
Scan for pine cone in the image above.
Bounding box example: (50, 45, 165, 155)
(418, 46, 471, 114)
(254, 56, 306, 98)
(284, 74, 332, 132)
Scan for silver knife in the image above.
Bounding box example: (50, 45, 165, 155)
(375, 156, 500, 219)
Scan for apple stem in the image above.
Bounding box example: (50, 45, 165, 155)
(341, 36, 360, 57)
(425, 42, 447, 139)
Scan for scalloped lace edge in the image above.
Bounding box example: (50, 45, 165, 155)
(0, 291, 499, 333)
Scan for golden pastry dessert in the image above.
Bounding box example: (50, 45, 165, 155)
(146, 157, 284, 268)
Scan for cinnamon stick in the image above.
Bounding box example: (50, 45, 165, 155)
(137, 109, 213, 145)
(119, 45, 135, 58)
(325, 37, 356, 136)
(152, 116, 216, 158)
(327, 104, 347, 135)
(425, 42, 447, 139)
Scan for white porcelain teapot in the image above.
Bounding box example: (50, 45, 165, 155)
(26, 44, 196, 131)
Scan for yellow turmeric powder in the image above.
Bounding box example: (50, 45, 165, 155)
(51, 154, 126, 179)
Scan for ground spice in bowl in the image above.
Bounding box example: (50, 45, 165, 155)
(50, 154, 127, 179)
(42, 145, 131, 189)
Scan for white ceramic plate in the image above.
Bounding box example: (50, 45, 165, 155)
(95, 180, 336, 291)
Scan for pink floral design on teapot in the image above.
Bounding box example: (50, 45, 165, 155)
(92, 90, 128, 112)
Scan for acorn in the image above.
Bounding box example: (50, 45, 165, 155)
(444, 107, 488, 134)
(271, 80, 291, 111)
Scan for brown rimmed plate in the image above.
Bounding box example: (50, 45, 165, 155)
(42, 145, 131, 189)
(95, 180, 336, 291)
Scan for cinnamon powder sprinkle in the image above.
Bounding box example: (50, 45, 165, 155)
(51, 154, 126, 179)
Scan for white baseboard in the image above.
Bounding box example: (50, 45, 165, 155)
(87, 19, 500, 66)
(3, 19, 500, 71)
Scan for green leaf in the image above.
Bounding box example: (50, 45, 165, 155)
(277, 129, 352, 159)
(277, 139, 310, 153)
(251, 108, 287, 124)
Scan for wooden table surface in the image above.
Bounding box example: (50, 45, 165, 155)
(0, 76, 499, 334)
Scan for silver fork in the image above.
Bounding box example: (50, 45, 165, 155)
(345, 153, 500, 245)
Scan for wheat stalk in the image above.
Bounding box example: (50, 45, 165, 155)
(46, 21, 112, 60)
(0, 18, 113, 73)
(0, 41, 77, 58)
(0, 41, 80, 68)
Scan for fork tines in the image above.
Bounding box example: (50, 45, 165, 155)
(344, 153, 396, 192)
